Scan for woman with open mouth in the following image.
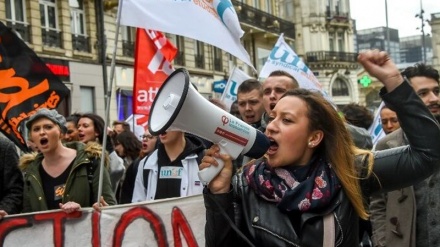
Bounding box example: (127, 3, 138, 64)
(200, 50, 440, 246)
(20, 109, 116, 213)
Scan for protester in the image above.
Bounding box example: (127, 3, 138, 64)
(260, 70, 299, 132)
(379, 106, 400, 135)
(341, 103, 374, 130)
(0, 135, 23, 219)
(139, 127, 158, 159)
(63, 113, 81, 142)
(131, 130, 204, 202)
(112, 120, 131, 135)
(112, 131, 142, 204)
(237, 79, 265, 128)
(200, 50, 440, 246)
(229, 100, 240, 119)
(77, 113, 125, 192)
(20, 108, 116, 213)
(369, 63, 440, 247)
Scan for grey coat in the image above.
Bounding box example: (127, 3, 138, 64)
(370, 128, 416, 247)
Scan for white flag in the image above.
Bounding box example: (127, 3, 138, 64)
(259, 34, 324, 91)
(125, 114, 148, 141)
(120, 0, 253, 68)
(221, 67, 252, 111)
(368, 102, 386, 146)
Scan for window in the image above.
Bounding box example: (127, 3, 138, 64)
(213, 47, 222, 71)
(40, 0, 62, 47)
(174, 35, 185, 66)
(70, 0, 89, 52)
(5, 0, 29, 42)
(194, 41, 205, 69)
(252, 0, 260, 8)
(122, 26, 135, 57)
(332, 78, 349, 96)
(80, 86, 95, 112)
(329, 33, 335, 51)
(279, 0, 294, 18)
(337, 32, 344, 52)
(265, 0, 272, 13)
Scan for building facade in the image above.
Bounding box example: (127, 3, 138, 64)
(2, 0, 397, 122)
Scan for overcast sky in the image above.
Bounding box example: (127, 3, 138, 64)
(350, 0, 440, 37)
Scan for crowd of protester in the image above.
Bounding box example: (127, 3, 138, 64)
(1, 50, 440, 247)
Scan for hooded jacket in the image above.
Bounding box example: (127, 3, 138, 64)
(20, 142, 116, 212)
(132, 134, 205, 202)
(204, 81, 440, 246)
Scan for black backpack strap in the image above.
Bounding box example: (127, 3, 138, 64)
(142, 155, 151, 191)
(87, 158, 99, 205)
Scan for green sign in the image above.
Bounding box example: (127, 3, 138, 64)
(358, 75, 372, 87)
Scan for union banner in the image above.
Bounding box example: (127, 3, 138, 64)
(0, 21, 70, 151)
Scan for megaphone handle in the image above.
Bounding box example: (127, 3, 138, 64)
(198, 144, 231, 186)
(198, 157, 224, 186)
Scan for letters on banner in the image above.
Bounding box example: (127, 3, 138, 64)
(0, 195, 206, 246)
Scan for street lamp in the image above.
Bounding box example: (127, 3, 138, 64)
(415, 0, 428, 63)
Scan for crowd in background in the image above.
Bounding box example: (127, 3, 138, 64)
(0, 51, 440, 247)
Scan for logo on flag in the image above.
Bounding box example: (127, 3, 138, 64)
(212, 79, 227, 93)
(221, 67, 251, 111)
(259, 34, 333, 104)
(0, 22, 69, 150)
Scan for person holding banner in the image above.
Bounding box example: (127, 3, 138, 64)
(201, 50, 440, 247)
(20, 109, 116, 213)
(0, 135, 23, 219)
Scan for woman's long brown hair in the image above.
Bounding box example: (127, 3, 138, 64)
(281, 89, 372, 219)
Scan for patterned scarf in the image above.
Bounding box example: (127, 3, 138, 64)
(244, 157, 341, 213)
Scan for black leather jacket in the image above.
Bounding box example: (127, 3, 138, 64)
(204, 82, 440, 247)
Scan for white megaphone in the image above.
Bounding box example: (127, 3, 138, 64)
(149, 68, 270, 185)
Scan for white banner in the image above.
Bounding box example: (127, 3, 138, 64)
(369, 101, 386, 146)
(120, 0, 253, 68)
(1, 195, 206, 246)
(125, 114, 149, 141)
(259, 34, 323, 89)
(221, 67, 252, 111)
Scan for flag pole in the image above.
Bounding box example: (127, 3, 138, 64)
(96, 0, 124, 205)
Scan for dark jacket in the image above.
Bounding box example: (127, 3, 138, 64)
(0, 137, 23, 214)
(204, 82, 440, 246)
(20, 142, 116, 212)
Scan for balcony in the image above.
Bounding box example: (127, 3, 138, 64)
(306, 51, 359, 70)
(306, 51, 358, 63)
(6, 21, 30, 43)
(122, 40, 134, 57)
(232, 0, 295, 40)
(42, 29, 62, 48)
(195, 54, 205, 69)
(72, 34, 90, 52)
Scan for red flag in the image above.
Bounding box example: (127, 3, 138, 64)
(0, 22, 69, 151)
(132, 29, 177, 118)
